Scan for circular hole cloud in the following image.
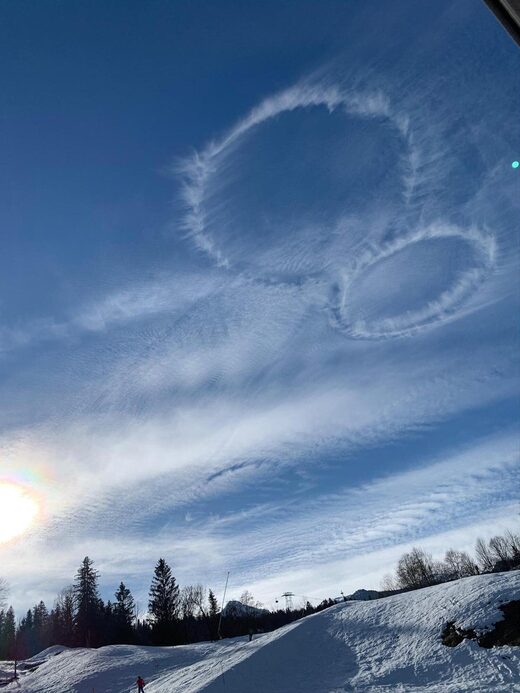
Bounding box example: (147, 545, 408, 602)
(198, 105, 406, 279)
(180, 83, 498, 339)
(329, 224, 496, 339)
(180, 84, 413, 281)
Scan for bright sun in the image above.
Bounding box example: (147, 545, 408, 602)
(0, 482, 39, 543)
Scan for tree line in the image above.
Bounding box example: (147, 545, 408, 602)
(4, 528, 517, 660)
(381, 528, 520, 592)
(0, 557, 333, 660)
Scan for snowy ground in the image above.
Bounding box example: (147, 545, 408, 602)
(3, 571, 519, 692)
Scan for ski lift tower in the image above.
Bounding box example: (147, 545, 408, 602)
(281, 591, 295, 611)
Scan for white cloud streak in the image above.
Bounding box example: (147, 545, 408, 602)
(1, 40, 518, 619)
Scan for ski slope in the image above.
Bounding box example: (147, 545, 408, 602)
(4, 571, 519, 692)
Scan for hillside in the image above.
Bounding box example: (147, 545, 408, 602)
(4, 571, 519, 692)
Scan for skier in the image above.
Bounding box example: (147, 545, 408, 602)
(136, 675, 145, 692)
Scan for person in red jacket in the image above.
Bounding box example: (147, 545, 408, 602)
(136, 675, 145, 692)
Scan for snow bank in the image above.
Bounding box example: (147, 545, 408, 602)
(26, 645, 70, 663)
(5, 571, 519, 692)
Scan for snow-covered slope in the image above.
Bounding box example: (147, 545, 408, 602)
(5, 571, 519, 692)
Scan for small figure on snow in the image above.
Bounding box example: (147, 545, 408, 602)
(136, 675, 146, 692)
(248, 628, 254, 642)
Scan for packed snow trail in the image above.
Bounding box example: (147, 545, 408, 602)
(5, 571, 519, 692)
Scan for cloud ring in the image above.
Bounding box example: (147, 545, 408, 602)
(179, 83, 414, 272)
(180, 83, 496, 340)
(328, 223, 496, 339)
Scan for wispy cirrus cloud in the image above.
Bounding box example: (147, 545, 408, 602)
(1, 1, 518, 617)
(3, 429, 517, 613)
(0, 271, 220, 355)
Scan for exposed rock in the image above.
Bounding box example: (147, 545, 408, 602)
(479, 601, 520, 648)
(442, 600, 520, 648)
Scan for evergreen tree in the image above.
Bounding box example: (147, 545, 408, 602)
(148, 558, 179, 644)
(208, 589, 218, 617)
(32, 601, 49, 653)
(73, 557, 102, 647)
(22, 609, 34, 630)
(49, 604, 63, 646)
(207, 589, 219, 640)
(17, 609, 34, 658)
(0, 606, 16, 659)
(114, 582, 135, 643)
(54, 587, 75, 646)
(103, 600, 116, 646)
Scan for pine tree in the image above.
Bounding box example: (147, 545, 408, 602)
(17, 609, 34, 658)
(73, 557, 102, 647)
(49, 604, 62, 646)
(148, 558, 179, 644)
(208, 589, 218, 617)
(114, 582, 135, 642)
(55, 587, 75, 646)
(22, 609, 34, 629)
(32, 601, 49, 653)
(207, 589, 219, 641)
(103, 600, 115, 646)
(0, 606, 16, 659)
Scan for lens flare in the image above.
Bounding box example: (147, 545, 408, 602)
(0, 482, 40, 543)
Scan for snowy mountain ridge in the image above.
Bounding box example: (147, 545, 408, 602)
(3, 571, 519, 692)
(222, 600, 270, 618)
(345, 588, 380, 601)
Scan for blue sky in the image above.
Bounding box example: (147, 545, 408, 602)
(1, 0, 519, 614)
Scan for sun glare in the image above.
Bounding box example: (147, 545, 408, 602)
(0, 482, 39, 543)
